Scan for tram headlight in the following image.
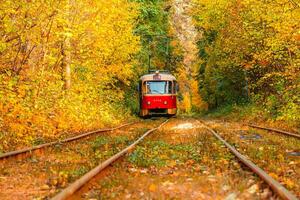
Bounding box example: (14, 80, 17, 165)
(164, 101, 167, 105)
(147, 101, 151, 105)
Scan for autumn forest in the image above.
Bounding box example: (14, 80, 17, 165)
(0, 0, 300, 199)
(1, 0, 299, 149)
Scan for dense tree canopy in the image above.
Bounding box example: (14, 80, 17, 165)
(193, 0, 300, 122)
(0, 0, 140, 148)
(0, 0, 299, 151)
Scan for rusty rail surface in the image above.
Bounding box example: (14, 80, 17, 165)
(51, 119, 170, 200)
(248, 124, 300, 139)
(0, 122, 135, 160)
(198, 120, 298, 200)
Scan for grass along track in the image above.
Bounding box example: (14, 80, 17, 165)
(0, 119, 164, 200)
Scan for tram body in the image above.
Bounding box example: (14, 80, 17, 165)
(138, 71, 178, 117)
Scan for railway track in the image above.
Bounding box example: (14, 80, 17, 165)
(48, 118, 298, 200)
(0, 119, 167, 199)
(198, 120, 298, 200)
(248, 124, 300, 139)
(51, 119, 170, 200)
(1, 118, 298, 199)
(0, 122, 134, 160)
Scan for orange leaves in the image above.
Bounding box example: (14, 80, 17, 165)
(149, 183, 157, 192)
(294, 33, 300, 41)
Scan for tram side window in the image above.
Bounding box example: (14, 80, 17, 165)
(167, 81, 172, 94)
(146, 81, 172, 94)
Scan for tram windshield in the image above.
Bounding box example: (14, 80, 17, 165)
(146, 81, 172, 94)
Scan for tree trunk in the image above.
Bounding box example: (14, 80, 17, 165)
(64, 37, 71, 89)
(63, 0, 74, 90)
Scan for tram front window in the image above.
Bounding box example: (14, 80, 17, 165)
(146, 81, 172, 94)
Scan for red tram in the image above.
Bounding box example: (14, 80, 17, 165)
(138, 70, 178, 117)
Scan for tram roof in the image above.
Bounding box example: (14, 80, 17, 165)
(140, 72, 176, 81)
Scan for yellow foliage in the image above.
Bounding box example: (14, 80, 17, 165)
(283, 178, 296, 189)
(192, 0, 300, 122)
(0, 0, 140, 149)
(176, 65, 207, 113)
(179, 92, 192, 113)
(176, 66, 191, 113)
(191, 79, 208, 111)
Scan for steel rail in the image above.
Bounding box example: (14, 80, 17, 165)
(248, 124, 300, 139)
(0, 122, 135, 160)
(198, 120, 298, 200)
(51, 119, 170, 200)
